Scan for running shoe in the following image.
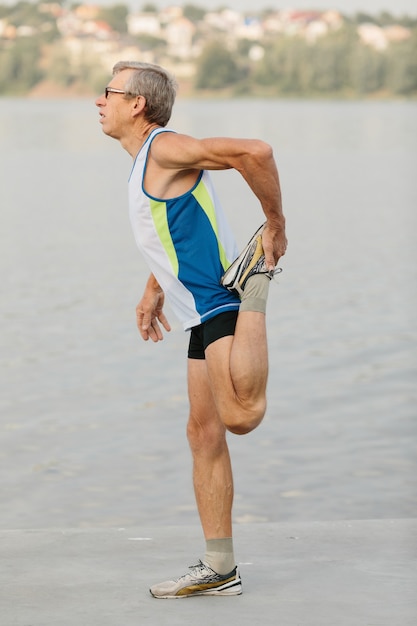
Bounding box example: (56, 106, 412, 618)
(221, 223, 280, 297)
(149, 560, 242, 598)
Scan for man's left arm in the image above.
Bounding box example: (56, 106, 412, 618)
(233, 141, 286, 271)
(151, 134, 287, 269)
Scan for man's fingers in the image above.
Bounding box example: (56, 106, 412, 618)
(147, 324, 159, 342)
(145, 317, 165, 342)
(262, 238, 275, 272)
(158, 311, 171, 332)
(136, 302, 170, 343)
(263, 228, 288, 270)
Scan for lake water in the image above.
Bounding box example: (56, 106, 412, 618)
(0, 98, 416, 529)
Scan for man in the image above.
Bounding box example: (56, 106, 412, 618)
(95, 61, 287, 598)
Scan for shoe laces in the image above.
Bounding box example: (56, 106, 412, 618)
(256, 253, 283, 280)
(188, 560, 210, 575)
(174, 560, 209, 582)
(270, 267, 283, 279)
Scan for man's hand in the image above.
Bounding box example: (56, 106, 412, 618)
(262, 221, 288, 272)
(136, 276, 171, 342)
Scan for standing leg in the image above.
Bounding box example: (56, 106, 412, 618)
(149, 306, 266, 598)
(187, 357, 234, 540)
(148, 356, 243, 598)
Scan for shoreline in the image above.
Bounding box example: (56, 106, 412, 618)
(1, 79, 413, 102)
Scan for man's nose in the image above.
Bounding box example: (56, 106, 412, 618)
(95, 94, 105, 107)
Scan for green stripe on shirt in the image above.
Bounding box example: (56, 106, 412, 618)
(150, 199, 179, 277)
(192, 181, 229, 271)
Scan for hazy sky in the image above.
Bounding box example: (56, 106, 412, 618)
(125, 1, 416, 16)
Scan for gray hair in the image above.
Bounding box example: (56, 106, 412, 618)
(112, 61, 177, 127)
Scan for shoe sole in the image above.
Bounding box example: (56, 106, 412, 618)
(150, 582, 242, 599)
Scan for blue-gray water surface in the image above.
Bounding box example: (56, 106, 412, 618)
(0, 98, 416, 529)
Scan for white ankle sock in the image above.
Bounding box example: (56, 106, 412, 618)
(204, 538, 235, 575)
(239, 274, 270, 313)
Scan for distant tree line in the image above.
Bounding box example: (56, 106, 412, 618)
(200, 26, 417, 97)
(0, 2, 416, 97)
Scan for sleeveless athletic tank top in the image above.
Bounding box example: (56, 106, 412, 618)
(128, 127, 240, 331)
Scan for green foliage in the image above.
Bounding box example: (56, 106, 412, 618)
(45, 44, 110, 93)
(236, 38, 253, 56)
(0, 37, 43, 93)
(385, 35, 417, 94)
(253, 37, 307, 93)
(98, 4, 128, 34)
(252, 25, 417, 97)
(183, 4, 206, 23)
(350, 44, 386, 94)
(0, 1, 416, 98)
(141, 3, 157, 13)
(47, 46, 74, 86)
(195, 40, 245, 89)
(354, 12, 378, 25)
(308, 27, 356, 93)
(134, 33, 166, 51)
(378, 12, 397, 26)
(5, 1, 51, 28)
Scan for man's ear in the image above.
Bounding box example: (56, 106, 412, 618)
(132, 95, 146, 117)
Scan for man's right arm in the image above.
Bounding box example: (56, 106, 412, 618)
(136, 274, 171, 342)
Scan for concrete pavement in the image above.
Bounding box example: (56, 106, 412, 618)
(1, 519, 416, 626)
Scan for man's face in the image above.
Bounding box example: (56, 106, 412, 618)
(95, 70, 134, 140)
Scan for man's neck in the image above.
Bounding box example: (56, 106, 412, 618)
(121, 122, 161, 158)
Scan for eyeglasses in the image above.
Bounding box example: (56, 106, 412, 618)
(105, 87, 126, 99)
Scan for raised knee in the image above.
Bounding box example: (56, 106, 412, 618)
(225, 417, 261, 435)
(223, 403, 266, 435)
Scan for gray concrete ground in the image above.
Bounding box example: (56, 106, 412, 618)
(1, 519, 416, 626)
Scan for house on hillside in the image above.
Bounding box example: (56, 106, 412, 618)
(165, 16, 196, 59)
(127, 12, 161, 37)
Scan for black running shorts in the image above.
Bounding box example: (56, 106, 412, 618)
(187, 310, 239, 360)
